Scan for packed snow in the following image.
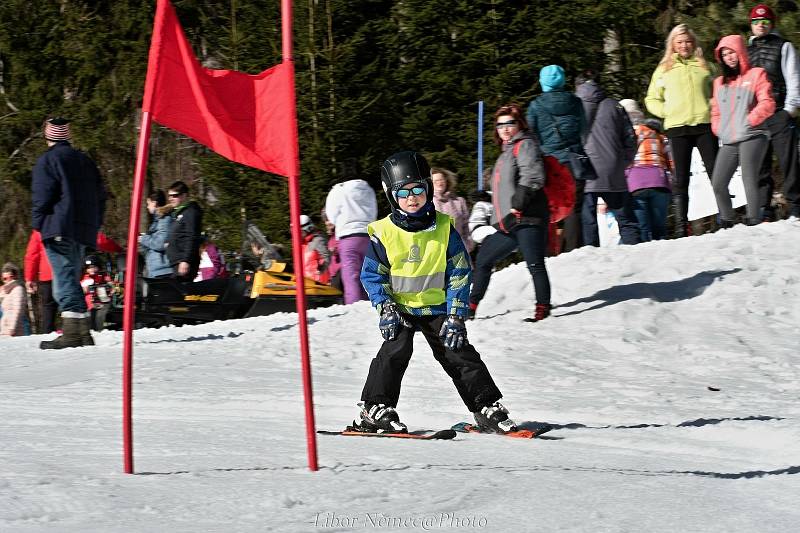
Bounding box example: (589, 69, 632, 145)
(2, 221, 799, 532)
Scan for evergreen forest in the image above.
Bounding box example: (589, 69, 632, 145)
(1, 0, 798, 264)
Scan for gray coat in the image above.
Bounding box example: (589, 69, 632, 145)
(578, 84, 636, 193)
(489, 131, 549, 230)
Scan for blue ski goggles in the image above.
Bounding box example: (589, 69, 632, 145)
(395, 186, 426, 199)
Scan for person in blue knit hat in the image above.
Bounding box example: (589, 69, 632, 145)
(526, 65, 587, 252)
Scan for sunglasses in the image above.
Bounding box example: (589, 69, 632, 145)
(496, 120, 517, 129)
(751, 18, 772, 26)
(168, 192, 182, 198)
(395, 186, 426, 199)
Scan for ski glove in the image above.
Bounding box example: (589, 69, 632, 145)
(379, 303, 408, 341)
(439, 315, 468, 351)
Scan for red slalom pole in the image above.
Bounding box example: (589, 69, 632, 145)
(122, 110, 153, 474)
(282, 0, 318, 472)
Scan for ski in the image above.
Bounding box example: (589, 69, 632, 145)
(318, 427, 457, 440)
(451, 422, 553, 439)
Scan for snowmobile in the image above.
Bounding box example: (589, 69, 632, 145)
(105, 223, 342, 329)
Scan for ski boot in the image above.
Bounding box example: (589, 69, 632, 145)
(474, 401, 517, 433)
(353, 402, 408, 434)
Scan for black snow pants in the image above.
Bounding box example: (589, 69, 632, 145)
(360, 314, 502, 413)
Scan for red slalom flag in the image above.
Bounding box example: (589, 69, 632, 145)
(142, 0, 297, 177)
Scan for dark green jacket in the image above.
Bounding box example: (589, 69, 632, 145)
(526, 90, 586, 164)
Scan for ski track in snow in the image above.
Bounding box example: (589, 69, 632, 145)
(1, 221, 800, 532)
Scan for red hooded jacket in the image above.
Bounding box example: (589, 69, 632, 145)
(711, 35, 775, 145)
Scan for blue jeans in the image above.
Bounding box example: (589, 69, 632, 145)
(43, 237, 87, 315)
(470, 224, 550, 306)
(631, 189, 671, 241)
(582, 192, 641, 246)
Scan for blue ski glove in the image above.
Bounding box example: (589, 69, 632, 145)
(439, 315, 468, 351)
(379, 303, 406, 341)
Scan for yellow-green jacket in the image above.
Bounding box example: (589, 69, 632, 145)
(645, 55, 714, 130)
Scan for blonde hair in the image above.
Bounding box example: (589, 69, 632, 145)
(659, 24, 708, 71)
(430, 167, 458, 193)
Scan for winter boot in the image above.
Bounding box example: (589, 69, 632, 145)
(671, 195, 689, 238)
(718, 219, 735, 229)
(78, 316, 95, 346)
(530, 303, 551, 322)
(474, 401, 517, 433)
(40, 317, 83, 350)
(355, 402, 408, 433)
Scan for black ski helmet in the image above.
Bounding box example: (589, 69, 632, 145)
(84, 255, 101, 267)
(380, 151, 432, 211)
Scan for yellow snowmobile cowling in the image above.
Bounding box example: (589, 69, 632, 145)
(249, 268, 343, 299)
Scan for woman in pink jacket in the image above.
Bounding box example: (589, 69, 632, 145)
(711, 34, 775, 226)
(1, 263, 29, 336)
(431, 168, 474, 252)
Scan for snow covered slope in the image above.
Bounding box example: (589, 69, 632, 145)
(2, 221, 799, 532)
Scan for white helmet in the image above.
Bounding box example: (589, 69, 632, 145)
(299, 214, 315, 233)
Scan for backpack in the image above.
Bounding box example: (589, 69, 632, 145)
(513, 142, 575, 223)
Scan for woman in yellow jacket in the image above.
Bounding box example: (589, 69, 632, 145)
(645, 24, 718, 237)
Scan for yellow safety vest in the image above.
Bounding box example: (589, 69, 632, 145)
(367, 212, 451, 308)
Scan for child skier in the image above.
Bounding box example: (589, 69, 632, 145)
(354, 150, 516, 434)
(80, 255, 113, 332)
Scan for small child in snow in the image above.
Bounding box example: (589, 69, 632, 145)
(80, 255, 112, 332)
(467, 189, 497, 246)
(353, 150, 516, 434)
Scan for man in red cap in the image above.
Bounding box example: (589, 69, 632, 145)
(747, 3, 800, 221)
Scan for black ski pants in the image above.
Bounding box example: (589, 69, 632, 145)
(758, 110, 800, 218)
(667, 125, 718, 235)
(360, 314, 502, 413)
(470, 224, 550, 307)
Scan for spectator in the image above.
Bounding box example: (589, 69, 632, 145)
(527, 64, 587, 252)
(321, 209, 342, 291)
(748, 4, 800, 221)
(32, 117, 106, 349)
(431, 168, 474, 252)
(467, 189, 497, 247)
(619, 99, 673, 241)
(80, 255, 113, 332)
(577, 75, 640, 247)
(645, 24, 718, 237)
(164, 180, 203, 282)
(711, 35, 775, 227)
(298, 214, 331, 284)
(138, 190, 173, 278)
(469, 104, 552, 322)
(23, 230, 57, 334)
(324, 178, 377, 304)
(1, 263, 28, 337)
(195, 238, 227, 281)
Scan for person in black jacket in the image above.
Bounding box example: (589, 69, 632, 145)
(576, 74, 640, 247)
(747, 4, 800, 220)
(32, 117, 106, 349)
(164, 181, 203, 282)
